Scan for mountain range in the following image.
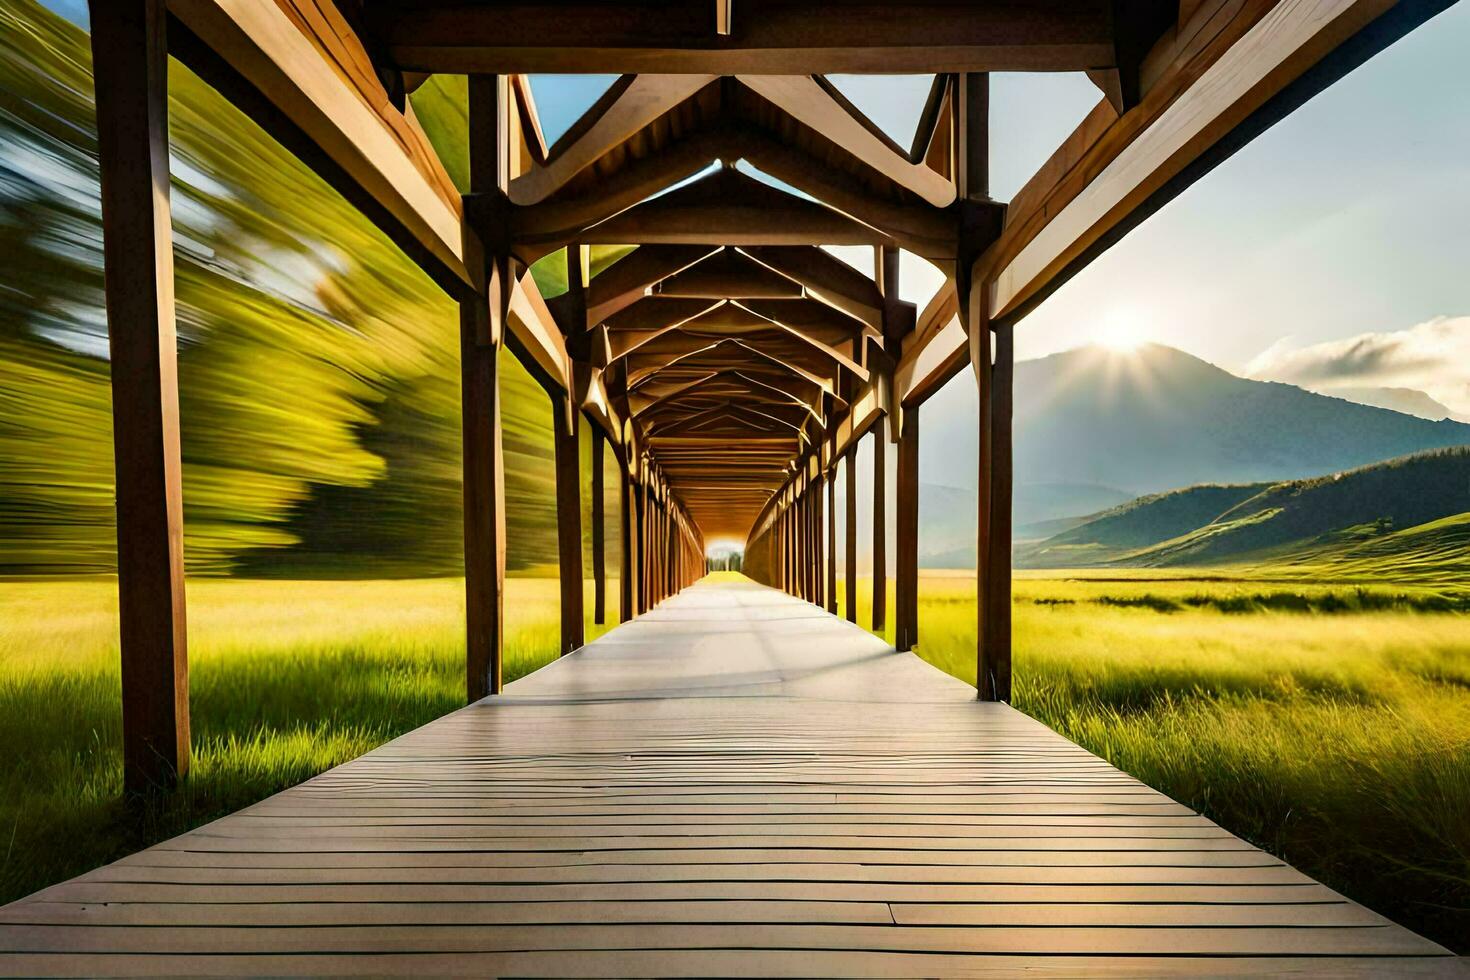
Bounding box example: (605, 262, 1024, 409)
(916, 344, 1470, 566)
(1016, 447, 1470, 577)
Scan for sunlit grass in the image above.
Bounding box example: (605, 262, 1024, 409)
(4, 570, 1467, 952)
(0, 576, 603, 905)
(890, 569, 1470, 952)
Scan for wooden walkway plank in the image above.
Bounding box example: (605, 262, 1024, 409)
(0, 579, 1458, 977)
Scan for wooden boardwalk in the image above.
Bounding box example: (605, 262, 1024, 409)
(0, 579, 1458, 977)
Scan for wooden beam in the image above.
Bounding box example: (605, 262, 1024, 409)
(592, 428, 606, 626)
(634, 477, 648, 614)
(870, 424, 887, 634)
(619, 450, 635, 622)
(826, 459, 837, 614)
(956, 73, 989, 202)
(587, 246, 720, 326)
(578, 167, 903, 249)
(553, 400, 585, 655)
(891, 0, 1451, 408)
(374, 2, 1115, 80)
(510, 75, 717, 205)
(1100, 0, 1179, 115)
(507, 266, 572, 392)
(987, 0, 1449, 325)
(739, 246, 883, 330)
(168, 0, 470, 296)
(740, 75, 958, 207)
(983, 322, 1015, 702)
(894, 406, 919, 653)
(91, 0, 189, 795)
(461, 74, 510, 704)
(655, 248, 803, 299)
(844, 445, 857, 624)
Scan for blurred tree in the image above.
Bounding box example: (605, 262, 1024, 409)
(0, 0, 565, 576)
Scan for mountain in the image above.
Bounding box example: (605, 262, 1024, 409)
(1018, 447, 1470, 575)
(1309, 385, 1462, 422)
(920, 344, 1470, 512)
(1014, 482, 1134, 527)
(1016, 482, 1270, 567)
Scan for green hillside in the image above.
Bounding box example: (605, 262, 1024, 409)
(1022, 447, 1470, 577)
(1017, 483, 1269, 566)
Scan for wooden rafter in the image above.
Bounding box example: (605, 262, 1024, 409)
(167, 0, 1445, 551)
(366, 1, 1117, 76)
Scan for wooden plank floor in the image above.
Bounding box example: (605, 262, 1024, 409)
(0, 578, 1460, 977)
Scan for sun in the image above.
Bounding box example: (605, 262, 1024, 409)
(1096, 310, 1150, 353)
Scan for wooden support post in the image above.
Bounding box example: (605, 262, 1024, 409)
(591, 430, 606, 625)
(652, 489, 660, 607)
(983, 322, 1015, 701)
(553, 400, 585, 654)
(460, 295, 507, 701)
(958, 65, 1011, 701)
(461, 73, 511, 703)
(895, 407, 920, 652)
(91, 0, 189, 795)
(782, 503, 792, 594)
(650, 495, 659, 606)
(845, 446, 857, 623)
(635, 476, 646, 614)
(812, 478, 822, 605)
(813, 476, 824, 605)
(871, 427, 887, 633)
(619, 453, 634, 622)
(826, 464, 837, 614)
(799, 484, 809, 602)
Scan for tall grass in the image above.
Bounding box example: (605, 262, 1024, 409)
(4, 572, 1467, 953)
(899, 570, 1470, 952)
(0, 577, 591, 905)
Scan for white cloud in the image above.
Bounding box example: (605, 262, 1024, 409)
(1245, 316, 1470, 418)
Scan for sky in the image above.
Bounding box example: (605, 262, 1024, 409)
(43, 0, 1470, 411)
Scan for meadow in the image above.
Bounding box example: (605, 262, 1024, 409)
(3, 570, 1467, 952)
(0, 576, 616, 906)
(841, 570, 1470, 951)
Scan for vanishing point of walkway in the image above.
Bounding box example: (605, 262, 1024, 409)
(0, 579, 1458, 976)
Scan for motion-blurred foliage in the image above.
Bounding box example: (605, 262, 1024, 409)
(0, 0, 563, 576)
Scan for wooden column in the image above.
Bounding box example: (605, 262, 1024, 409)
(652, 488, 661, 607)
(460, 74, 511, 703)
(649, 494, 659, 606)
(813, 475, 824, 605)
(813, 476, 823, 606)
(634, 477, 648, 614)
(871, 427, 887, 633)
(958, 69, 1011, 701)
(91, 0, 189, 795)
(983, 323, 1015, 701)
(845, 446, 857, 623)
(895, 407, 920, 652)
(553, 400, 585, 654)
(591, 430, 606, 625)
(825, 463, 837, 614)
(782, 503, 792, 594)
(800, 481, 811, 601)
(619, 452, 634, 622)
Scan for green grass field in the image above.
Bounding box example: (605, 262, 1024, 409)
(0, 577, 618, 906)
(1, 571, 1466, 950)
(840, 569, 1469, 951)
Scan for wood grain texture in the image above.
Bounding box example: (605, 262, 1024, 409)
(89, 0, 190, 794)
(0, 580, 1452, 976)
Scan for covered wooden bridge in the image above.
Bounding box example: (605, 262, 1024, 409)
(3, 0, 1464, 973)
